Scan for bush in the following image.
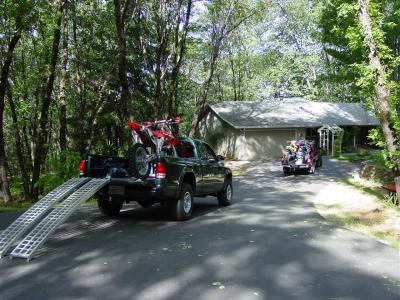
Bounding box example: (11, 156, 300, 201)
(38, 151, 81, 194)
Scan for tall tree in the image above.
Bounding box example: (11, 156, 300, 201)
(189, 0, 255, 136)
(0, 26, 23, 204)
(113, 0, 133, 120)
(58, 1, 69, 152)
(31, 0, 65, 199)
(319, 0, 400, 168)
(7, 85, 30, 200)
(0, 0, 32, 204)
(167, 0, 192, 116)
(358, 0, 398, 168)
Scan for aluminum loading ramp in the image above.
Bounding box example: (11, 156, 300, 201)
(10, 178, 109, 261)
(0, 177, 90, 258)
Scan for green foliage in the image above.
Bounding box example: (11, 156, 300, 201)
(368, 128, 400, 170)
(333, 130, 344, 157)
(318, 0, 400, 172)
(38, 151, 81, 194)
(0, 201, 32, 213)
(356, 147, 369, 157)
(318, 0, 400, 105)
(183, 0, 327, 104)
(382, 193, 399, 207)
(2, 0, 399, 204)
(368, 128, 386, 148)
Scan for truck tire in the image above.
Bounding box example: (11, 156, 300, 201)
(317, 157, 322, 167)
(127, 143, 151, 179)
(217, 179, 233, 206)
(308, 163, 316, 174)
(169, 183, 193, 221)
(283, 167, 290, 176)
(97, 195, 123, 217)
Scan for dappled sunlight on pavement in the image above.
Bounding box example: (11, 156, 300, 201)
(0, 158, 399, 300)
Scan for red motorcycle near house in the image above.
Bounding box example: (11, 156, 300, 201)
(127, 117, 181, 179)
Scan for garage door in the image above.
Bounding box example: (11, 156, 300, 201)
(243, 129, 296, 160)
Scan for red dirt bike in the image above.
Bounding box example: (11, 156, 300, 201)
(127, 116, 181, 179)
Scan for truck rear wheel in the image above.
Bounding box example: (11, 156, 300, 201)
(97, 195, 123, 216)
(317, 157, 322, 167)
(217, 179, 233, 206)
(127, 143, 151, 179)
(169, 183, 193, 221)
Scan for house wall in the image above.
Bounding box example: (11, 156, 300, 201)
(243, 129, 300, 159)
(199, 111, 306, 160)
(198, 111, 244, 159)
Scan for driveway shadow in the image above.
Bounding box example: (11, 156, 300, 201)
(0, 158, 399, 300)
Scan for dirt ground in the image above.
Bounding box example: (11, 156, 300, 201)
(314, 178, 400, 248)
(224, 160, 251, 173)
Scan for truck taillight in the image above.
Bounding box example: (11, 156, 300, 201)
(155, 162, 166, 179)
(79, 160, 86, 176)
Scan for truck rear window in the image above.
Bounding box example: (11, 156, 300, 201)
(176, 141, 196, 159)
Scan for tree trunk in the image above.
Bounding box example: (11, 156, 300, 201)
(358, 0, 399, 169)
(188, 1, 238, 137)
(189, 34, 224, 137)
(167, 0, 192, 116)
(31, 1, 64, 199)
(0, 26, 23, 204)
(7, 86, 31, 201)
(71, 0, 86, 154)
(59, 3, 69, 152)
(113, 0, 133, 120)
(153, 0, 170, 116)
(229, 53, 237, 101)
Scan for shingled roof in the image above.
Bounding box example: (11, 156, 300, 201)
(208, 98, 379, 129)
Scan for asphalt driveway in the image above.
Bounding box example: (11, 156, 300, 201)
(0, 158, 399, 300)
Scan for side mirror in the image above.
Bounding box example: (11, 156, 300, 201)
(216, 155, 224, 161)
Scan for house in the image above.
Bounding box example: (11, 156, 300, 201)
(198, 98, 380, 160)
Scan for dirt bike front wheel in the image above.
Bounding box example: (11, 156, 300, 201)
(127, 143, 151, 179)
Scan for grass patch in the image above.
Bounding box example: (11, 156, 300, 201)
(373, 231, 400, 249)
(0, 196, 98, 213)
(338, 177, 399, 210)
(316, 178, 400, 249)
(83, 197, 97, 206)
(336, 150, 389, 168)
(324, 212, 362, 227)
(229, 162, 252, 177)
(335, 151, 375, 163)
(233, 169, 248, 177)
(321, 209, 399, 249)
(0, 201, 32, 213)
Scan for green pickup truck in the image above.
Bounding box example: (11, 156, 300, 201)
(80, 137, 233, 220)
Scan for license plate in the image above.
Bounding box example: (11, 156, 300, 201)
(108, 185, 125, 195)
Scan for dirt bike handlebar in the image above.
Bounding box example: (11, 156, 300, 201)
(152, 116, 181, 126)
